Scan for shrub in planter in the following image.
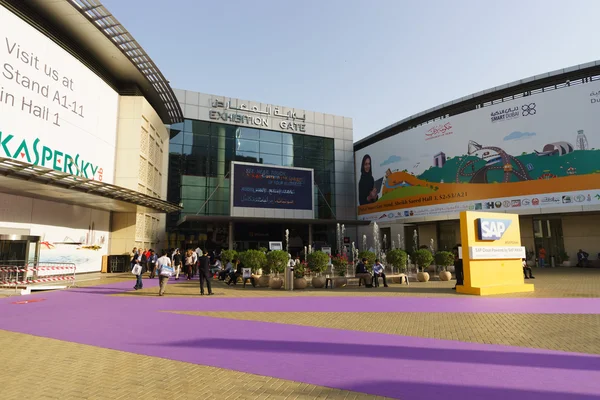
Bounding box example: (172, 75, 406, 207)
(220, 250, 237, 265)
(331, 254, 348, 277)
(414, 249, 434, 282)
(307, 251, 329, 288)
(293, 263, 307, 289)
(238, 250, 267, 274)
(435, 251, 454, 281)
(266, 250, 288, 276)
(331, 254, 348, 287)
(386, 249, 408, 274)
(358, 251, 376, 271)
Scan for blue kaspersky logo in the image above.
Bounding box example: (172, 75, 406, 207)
(477, 218, 512, 240)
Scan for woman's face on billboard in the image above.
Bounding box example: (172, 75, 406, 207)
(363, 157, 371, 173)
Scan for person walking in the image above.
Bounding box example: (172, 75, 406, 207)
(173, 249, 182, 280)
(185, 250, 195, 280)
(148, 249, 158, 279)
(157, 251, 173, 296)
(131, 247, 143, 290)
(198, 250, 213, 295)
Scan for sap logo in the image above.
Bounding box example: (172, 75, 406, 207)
(477, 218, 512, 241)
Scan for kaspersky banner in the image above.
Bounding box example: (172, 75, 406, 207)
(356, 79, 600, 221)
(0, 6, 118, 183)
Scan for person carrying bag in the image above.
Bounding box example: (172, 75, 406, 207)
(156, 251, 173, 296)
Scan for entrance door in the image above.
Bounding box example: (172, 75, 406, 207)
(0, 239, 27, 266)
(532, 218, 564, 265)
(0, 235, 40, 282)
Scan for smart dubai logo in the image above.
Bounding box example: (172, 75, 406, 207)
(490, 102, 537, 123)
(521, 103, 536, 116)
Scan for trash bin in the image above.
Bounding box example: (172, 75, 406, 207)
(551, 255, 556, 268)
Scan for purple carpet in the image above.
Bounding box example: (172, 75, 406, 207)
(1, 277, 599, 400)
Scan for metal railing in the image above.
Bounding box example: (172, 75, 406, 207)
(0, 261, 77, 293)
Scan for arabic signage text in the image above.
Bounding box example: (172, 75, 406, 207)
(210, 99, 307, 131)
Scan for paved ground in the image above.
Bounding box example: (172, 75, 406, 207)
(1, 268, 600, 399)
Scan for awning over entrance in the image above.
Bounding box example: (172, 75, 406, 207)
(0, 157, 181, 213)
(176, 215, 370, 228)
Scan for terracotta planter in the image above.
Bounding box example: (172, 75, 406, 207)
(333, 277, 347, 288)
(257, 275, 270, 287)
(269, 277, 283, 289)
(562, 261, 572, 267)
(439, 271, 451, 281)
(312, 276, 326, 288)
(294, 278, 307, 289)
(417, 272, 430, 282)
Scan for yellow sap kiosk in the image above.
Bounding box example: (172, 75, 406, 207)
(457, 211, 534, 296)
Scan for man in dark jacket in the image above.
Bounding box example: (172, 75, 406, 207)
(355, 258, 373, 287)
(198, 250, 213, 295)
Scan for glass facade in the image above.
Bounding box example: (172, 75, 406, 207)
(167, 119, 336, 231)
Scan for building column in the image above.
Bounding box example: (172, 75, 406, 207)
(308, 224, 313, 247)
(228, 221, 234, 250)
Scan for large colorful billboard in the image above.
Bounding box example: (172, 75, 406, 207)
(356, 80, 600, 221)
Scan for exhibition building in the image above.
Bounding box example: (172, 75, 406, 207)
(166, 90, 362, 255)
(355, 61, 600, 266)
(0, 0, 182, 273)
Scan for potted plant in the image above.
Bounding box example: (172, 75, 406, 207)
(558, 250, 571, 267)
(414, 249, 434, 282)
(293, 261, 307, 289)
(221, 249, 237, 266)
(266, 250, 287, 289)
(331, 254, 348, 288)
(307, 251, 329, 288)
(238, 249, 267, 287)
(386, 248, 408, 283)
(435, 251, 454, 281)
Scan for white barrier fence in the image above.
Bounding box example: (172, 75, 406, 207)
(0, 263, 77, 293)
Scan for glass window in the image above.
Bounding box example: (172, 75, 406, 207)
(191, 134, 210, 148)
(261, 154, 283, 165)
(259, 130, 282, 143)
(282, 144, 294, 158)
(169, 144, 183, 154)
(170, 130, 183, 146)
(183, 145, 193, 155)
(236, 127, 260, 141)
(260, 141, 282, 155)
(323, 139, 334, 160)
(304, 136, 322, 150)
(236, 139, 259, 154)
(181, 186, 207, 200)
(282, 132, 294, 146)
(184, 155, 207, 176)
(235, 153, 260, 163)
(290, 134, 303, 147)
(190, 145, 209, 157)
(282, 156, 294, 167)
(183, 132, 193, 146)
(183, 119, 210, 134)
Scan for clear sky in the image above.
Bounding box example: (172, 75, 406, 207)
(102, 0, 600, 141)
